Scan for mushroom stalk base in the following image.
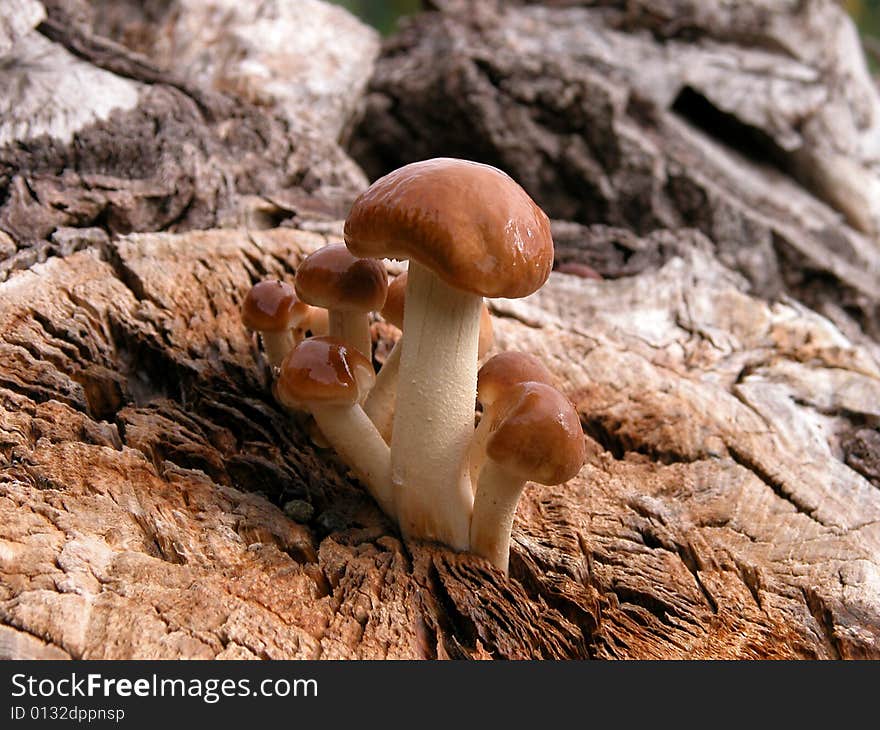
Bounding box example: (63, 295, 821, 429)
(261, 330, 295, 369)
(469, 459, 525, 574)
(329, 310, 372, 359)
(391, 260, 481, 551)
(311, 403, 394, 519)
(364, 337, 401, 444)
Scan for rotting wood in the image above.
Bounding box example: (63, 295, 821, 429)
(0, 0, 376, 270)
(0, 0, 878, 659)
(0, 228, 877, 659)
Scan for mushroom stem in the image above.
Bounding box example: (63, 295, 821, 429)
(469, 458, 525, 574)
(329, 310, 372, 359)
(467, 406, 495, 495)
(391, 260, 481, 550)
(304, 305, 328, 337)
(260, 330, 296, 369)
(363, 337, 402, 444)
(310, 402, 394, 519)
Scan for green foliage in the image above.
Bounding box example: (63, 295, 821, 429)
(329, 0, 879, 69)
(331, 0, 421, 35)
(851, 0, 880, 71)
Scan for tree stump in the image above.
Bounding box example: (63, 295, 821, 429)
(0, 0, 878, 659)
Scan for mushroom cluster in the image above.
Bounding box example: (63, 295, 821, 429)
(241, 158, 586, 574)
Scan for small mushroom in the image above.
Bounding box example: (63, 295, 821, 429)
(275, 336, 394, 518)
(469, 351, 558, 491)
(294, 243, 388, 358)
(345, 158, 552, 549)
(469, 381, 585, 574)
(241, 279, 310, 369)
(364, 270, 495, 444)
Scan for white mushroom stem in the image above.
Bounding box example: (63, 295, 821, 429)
(310, 402, 394, 519)
(391, 260, 481, 550)
(260, 330, 296, 369)
(469, 458, 526, 574)
(329, 310, 372, 359)
(363, 337, 402, 444)
(467, 405, 497, 495)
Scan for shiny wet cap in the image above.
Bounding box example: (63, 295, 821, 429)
(486, 381, 585, 486)
(241, 280, 309, 332)
(295, 244, 388, 312)
(477, 351, 557, 409)
(344, 158, 553, 298)
(276, 336, 375, 408)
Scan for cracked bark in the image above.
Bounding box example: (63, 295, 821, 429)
(353, 0, 880, 350)
(0, 0, 879, 659)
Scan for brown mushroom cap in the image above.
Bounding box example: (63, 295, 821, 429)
(241, 280, 308, 332)
(477, 351, 557, 409)
(344, 158, 553, 299)
(275, 336, 375, 409)
(295, 243, 388, 312)
(486, 381, 585, 486)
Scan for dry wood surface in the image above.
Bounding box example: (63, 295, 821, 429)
(0, 0, 878, 659)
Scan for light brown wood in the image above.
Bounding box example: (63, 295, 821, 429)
(0, 226, 877, 658)
(0, 0, 878, 659)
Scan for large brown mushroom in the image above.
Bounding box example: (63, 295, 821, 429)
(345, 158, 553, 550)
(294, 243, 388, 358)
(241, 279, 310, 369)
(275, 336, 394, 518)
(469, 381, 586, 574)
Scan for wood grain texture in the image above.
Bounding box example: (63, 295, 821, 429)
(0, 227, 876, 659)
(0, 1, 376, 274)
(0, 0, 878, 660)
(86, 0, 381, 140)
(0, 0, 44, 54)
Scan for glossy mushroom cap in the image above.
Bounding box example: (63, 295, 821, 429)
(241, 280, 308, 332)
(486, 382, 585, 486)
(295, 243, 388, 312)
(477, 351, 557, 410)
(344, 158, 553, 298)
(275, 336, 375, 409)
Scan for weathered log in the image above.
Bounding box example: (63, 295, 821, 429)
(353, 0, 880, 350)
(0, 226, 878, 659)
(0, 0, 376, 275)
(0, 0, 878, 660)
